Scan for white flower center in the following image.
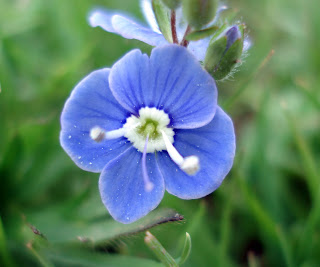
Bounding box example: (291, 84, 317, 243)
(89, 107, 200, 181)
(123, 107, 174, 153)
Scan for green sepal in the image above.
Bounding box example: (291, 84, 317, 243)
(205, 25, 244, 80)
(204, 35, 228, 75)
(214, 37, 243, 80)
(161, 0, 181, 9)
(210, 23, 228, 40)
(183, 0, 218, 29)
(152, 0, 173, 42)
(185, 25, 219, 41)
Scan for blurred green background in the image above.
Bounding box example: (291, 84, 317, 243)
(0, 0, 320, 266)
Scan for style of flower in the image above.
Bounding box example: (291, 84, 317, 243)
(60, 45, 235, 224)
(88, 0, 221, 61)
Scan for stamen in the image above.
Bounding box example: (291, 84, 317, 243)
(161, 130, 200, 175)
(90, 126, 106, 142)
(142, 134, 154, 192)
(90, 123, 140, 142)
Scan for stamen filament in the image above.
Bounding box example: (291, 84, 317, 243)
(142, 134, 154, 192)
(161, 130, 200, 175)
(104, 128, 127, 140)
(161, 130, 184, 166)
(90, 123, 140, 142)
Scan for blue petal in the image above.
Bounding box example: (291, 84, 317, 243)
(112, 15, 168, 46)
(156, 107, 235, 199)
(89, 9, 167, 47)
(88, 9, 116, 33)
(60, 68, 131, 172)
(99, 147, 165, 223)
(109, 45, 217, 129)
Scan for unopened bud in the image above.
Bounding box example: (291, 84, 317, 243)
(161, 0, 181, 9)
(183, 0, 218, 29)
(204, 25, 244, 80)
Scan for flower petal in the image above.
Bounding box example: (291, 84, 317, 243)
(112, 15, 168, 46)
(89, 9, 166, 46)
(99, 147, 165, 223)
(88, 9, 116, 33)
(157, 107, 235, 199)
(140, 0, 161, 33)
(109, 45, 217, 129)
(60, 68, 131, 172)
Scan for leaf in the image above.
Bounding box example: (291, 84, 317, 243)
(26, 208, 184, 245)
(145, 231, 178, 267)
(175, 232, 192, 265)
(41, 245, 163, 267)
(185, 26, 219, 41)
(152, 0, 173, 42)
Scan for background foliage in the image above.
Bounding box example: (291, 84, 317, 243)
(1, 0, 320, 266)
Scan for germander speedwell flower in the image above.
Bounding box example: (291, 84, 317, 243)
(60, 45, 235, 224)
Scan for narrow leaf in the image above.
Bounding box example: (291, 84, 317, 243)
(176, 232, 192, 265)
(145, 231, 178, 267)
(152, 0, 173, 42)
(186, 26, 219, 41)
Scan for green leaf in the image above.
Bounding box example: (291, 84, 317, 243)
(175, 232, 192, 265)
(152, 0, 173, 42)
(185, 26, 219, 41)
(41, 245, 163, 267)
(0, 217, 16, 267)
(145, 231, 178, 267)
(26, 207, 184, 245)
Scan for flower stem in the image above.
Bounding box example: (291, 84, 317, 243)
(170, 10, 178, 44)
(180, 26, 192, 47)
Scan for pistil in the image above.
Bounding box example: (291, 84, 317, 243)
(141, 134, 154, 192)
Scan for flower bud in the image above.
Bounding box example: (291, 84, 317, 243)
(204, 25, 244, 80)
(183, 0, 217, 29)
(161, 0, 181, 9)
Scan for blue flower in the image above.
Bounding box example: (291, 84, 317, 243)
(88, 0, 223, 61)
(60, 45, 235, 224)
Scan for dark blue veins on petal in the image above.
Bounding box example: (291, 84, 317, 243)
(99, 146, 165, 224)
(156, 107, 235, 199)
(60, 68, 132, 172)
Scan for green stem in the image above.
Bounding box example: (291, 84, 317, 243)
(145, 231, 178, 267)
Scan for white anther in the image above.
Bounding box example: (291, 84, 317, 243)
(90, 125, 136, 142)
(90, 126, 105, 142)
(161, 130, 200, 175)
(180, 156, 200, 175)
